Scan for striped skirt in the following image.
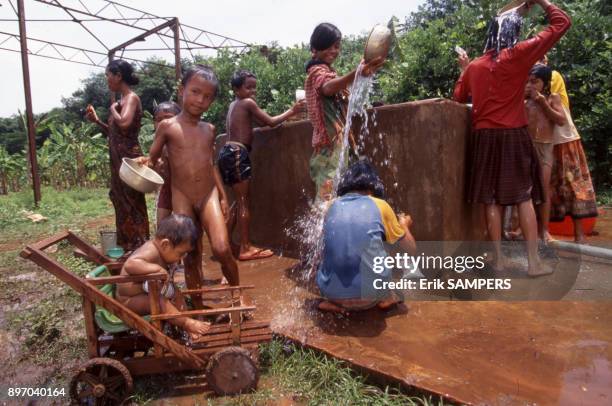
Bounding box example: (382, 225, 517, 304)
(467, 127, 543, 206)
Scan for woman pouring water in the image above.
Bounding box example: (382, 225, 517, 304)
(85, 60, 150, 252)
(304, 23, 384, 201)
(453, 0, 571, 277)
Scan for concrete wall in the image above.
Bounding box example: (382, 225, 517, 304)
(217, 98, 484, 255)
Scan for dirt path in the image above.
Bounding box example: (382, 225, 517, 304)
(0, 215, 114, 254)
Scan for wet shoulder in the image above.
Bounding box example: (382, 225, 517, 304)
(125, 241, 163, 267)
(158, 116, 181, 137)
(332, 193, 379, 215)
(198, 121, 216, 141)
(198, 121, 215, 133)
(240, 98, 257, 107)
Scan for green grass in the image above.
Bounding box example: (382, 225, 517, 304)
(0, 186, 113, 242)
(127, 340, 452, 406)
(4, 250, 92, 365)
(0, 186, 158, 244)
(250, 340, 450, 406)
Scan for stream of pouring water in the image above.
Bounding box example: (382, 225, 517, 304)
(274, 64, 377, 331)
(297, 63, 375, 281)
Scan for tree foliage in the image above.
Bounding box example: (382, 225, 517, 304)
(1, 0, 609, 191)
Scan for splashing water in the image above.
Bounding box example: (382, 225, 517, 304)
(485, 9, 524, 54)
(333, 63, 375, 183)
(276, 65, 377, 330)
(287, 63, 376, 284)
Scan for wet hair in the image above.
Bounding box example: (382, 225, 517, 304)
(231, 69, 257, 89)
(310, 23, 342, 52)
(530, 64, 553, 96)
(483, 11, 523, 54)
(337, 160, 385, 198)
(106, 59, 139, 86)
(181, 64, 219, 96)
(155, 214, 199, 248)
(153, 101, 181, 117)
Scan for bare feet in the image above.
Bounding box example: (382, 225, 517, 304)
(504, 230, 523, 241)
(528, 260, 554, 277)
(238, 246, 274, 261)
(542, 231, 555, 245)
(183, 318, 211, 340)
(317, 300, 348, 315)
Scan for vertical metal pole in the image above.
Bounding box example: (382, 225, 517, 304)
(108, 51, 116, 103)
(17, 0, 41, 205)
(173, 18, 181, 82)
(173, 18, 182, 106)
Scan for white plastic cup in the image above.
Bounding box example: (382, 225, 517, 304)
(295, 89, 306, 102)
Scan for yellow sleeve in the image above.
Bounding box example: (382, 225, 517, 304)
(371, 197, 405, 244)
(551, 70, 569, 109)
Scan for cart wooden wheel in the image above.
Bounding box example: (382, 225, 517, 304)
(69, 357, 133, 405)
(206, 346, 259, 396)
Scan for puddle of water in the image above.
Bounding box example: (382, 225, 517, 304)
(558, 340, 612, 405)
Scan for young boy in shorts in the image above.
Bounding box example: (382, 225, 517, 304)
(138, 65, 237, 308)
(218, 69, 305, 261)
(116, 214, 210, 338)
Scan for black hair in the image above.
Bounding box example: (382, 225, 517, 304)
(153, 101, 181, 117)
(310, 23, 342, 52)
(530, 64, 553, 96)
(483, 11, 523, 55)
(156, 214, 199, 248)
(231, 69, 256, 89)
(181, 64, 219, 96)
(106, 59, 139, 86)
(337, 160, 385, 198)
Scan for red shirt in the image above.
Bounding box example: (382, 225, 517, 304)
(453, 5, 571, 130)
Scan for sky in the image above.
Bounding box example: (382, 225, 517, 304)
(0, 0, 424, 117)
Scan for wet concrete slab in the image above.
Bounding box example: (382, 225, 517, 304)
(193, 249, 611, 405)
(193, 209, 612, 405)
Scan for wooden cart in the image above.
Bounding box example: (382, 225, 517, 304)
(21, 231, 272, 404)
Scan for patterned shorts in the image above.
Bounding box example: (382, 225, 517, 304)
(218, 142, 252, 186)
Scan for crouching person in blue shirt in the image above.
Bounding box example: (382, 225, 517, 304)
(317, 160, 416, 314)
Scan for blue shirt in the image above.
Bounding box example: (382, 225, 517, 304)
(316, 193, 405, 300)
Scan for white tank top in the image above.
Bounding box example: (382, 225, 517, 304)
(553, 105, 581, 145)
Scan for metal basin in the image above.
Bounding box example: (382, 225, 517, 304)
(119, 157, 164, 193)
(498, 0, 530, 16)
(364, 24, 392, 63)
